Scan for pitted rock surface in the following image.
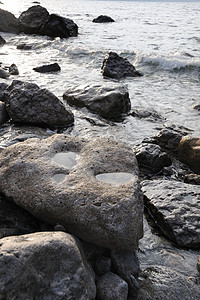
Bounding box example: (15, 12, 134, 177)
(142, 179, 200, 248)
(0, 134, 143, 251)
(0, 231, 96, 299)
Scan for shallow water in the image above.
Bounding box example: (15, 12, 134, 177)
(0, 0, 199, 278)
(96, 172, 135, 185)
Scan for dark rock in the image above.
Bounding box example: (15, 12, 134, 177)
(0, 232, 96, 299)
(0, 35, 6, 45)
(0, 69, 9, 79)
(9, 63, 19, 75)
(0, 8, 19, 33)
(0, 193, 40, 238)
(193, 104, 200, 111)
(81, 240, 109, 269)
(131, 108, 164, 122)
(96, 272, 128, 300)
(142, 179, 200, 248)
(63, 84, 131, 121)
(17, 43, 32, 50)
(93, 15, 115, 23)
(33, 62, 61, 73)
(95, 256, 112, 276)
(40, 13, 78, 38)
(184, 173, 200, 185)
(4, 80, 74, 128)
(0, 83, 8, 102)
(198, 256, 200, 275)
(102, 52, 142, 79)
(134, 143, 172, 174)
(0, 101, 9, 124)
(178, 136, 200, 175)
(0, 134, 143, 252)
(18, 5, 49, 34)
(137, 265, 200, 300)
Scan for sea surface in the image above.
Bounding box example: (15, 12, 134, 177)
(0, 0, 199, 279)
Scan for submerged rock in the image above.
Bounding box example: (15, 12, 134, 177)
(102, 52, 142, 79)
(0, 231, 96, 299)
(63, 84, 131, 121)
(0, 101, 9, 125)
(0, 134, 143, 252)
(17, 43, 32, 50)
(33, 62, 61, 73)
(142, 179, 200, 248)
(131, 108, 164, 122)
(0, 8, 19, 33)
(93, 15, 115, 23)
(137, 265, 200, 300)
(178, 136, 200, 174)
(4, 80, 74, 128)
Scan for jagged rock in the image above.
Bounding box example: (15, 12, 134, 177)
(178, 136, 200, 174)
(102, 52, 142, 79)
(137, 266, 200, 300)
(4, 80, 74, 128)
(0, 232, 96, 299)
(0, 82, 8, 102)
(0, 69, 9, 79)
(0, 8, 19, 33)
(33, 62, 61, 73)
(63, 84, 131, 121)
(0, 193, 40, 238)
(134, 143, 172, 174)
(0, 35, 6, 45)
(95, 256, 112, 276)
(9, 63, 19, 75)
(142, 179, 200, 248)
(131, 108, 164, 122)
(184, 173, 200, 185)
(0, 134, 143, 252)
(96, 272, 128, 300)
(93, 15, 115, 23)
(0, 101, 9, 124)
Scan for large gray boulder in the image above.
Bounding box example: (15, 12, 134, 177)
(0, 8, 19, 33)
(0, 134, 143, 252)
(63, 84, 131, 120)
(0, 231, 96, 299)
(4, 80, 74, 128)
(137, 265, 200, 300)
(142, 179, 200, 248)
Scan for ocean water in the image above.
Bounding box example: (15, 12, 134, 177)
(0, 0, 199, 278)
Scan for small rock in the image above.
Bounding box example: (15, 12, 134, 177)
(33, 62, 61, 73)
(0, 69, 9, 79)
(192, 104, 200, 111)
(95, 256, 112, 276)
(96, 272, 128, 300)
(0, 35, 6, 45)
(131, 108, 164, 122)
(184, 173, 200, 185)
(17, 43, 32, 50)
(93, 15, 115, 23)
(9, 63, 19, 75)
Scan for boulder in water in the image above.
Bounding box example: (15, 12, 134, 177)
(0, 8, 19, 33)
(93, 15, 115, 23)
(9, 64, 19, 75)
(33, 62, 61, 73)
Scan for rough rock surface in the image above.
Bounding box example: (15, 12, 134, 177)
(178, 136, 200, 174)
(63, 84, 131, 120)
(93, 15, 115, 23)
(142, 179, 200, 248)
(0, 83, 8, 102)
(131, 108, 164, 122)
(4, 80, 74, 127)
(0, 101, 8, 125)
(95, 256, 111, 276)
(0, 134, 143, 252)
(9, 63, 19, 75)
(0, 8, 19, 33)
(96, 272, 128, 300)
(102, 52, 142, 79)
(137, 266, 200, 300)
(184, 173, 200, 185)
(33, 63, 61, 73)
(0, 231, 96, 299)
(0, 35, 6, 45)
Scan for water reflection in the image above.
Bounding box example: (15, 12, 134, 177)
(52, 151, 77, 169)
(96, 172, 134, 186)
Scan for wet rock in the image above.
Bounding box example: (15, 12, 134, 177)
(184, 173, 200, 185)
(178, 136, 200, 174)
(0, 231, 96, 299)
(142, 179, 200, 248)
(95, 256, 112, 276)
(33, 62, 61, 73)
(0, 68, 9, 79)
(4, 80, 74, 128)
(17, 43, 32, 50)
(193, 104, 200, 111)
(0, 193, 40, 238)
(93, 15, 115, 23)
(131, 108, 164, 122)
(40, 13, 78, 38)
(102, 52, 142, 79)
(0, 101, 9, 124)
(137, 265, 200, 300)
(0, 35, 6, 45)
(9, 63, 19, 75)
(0, 134, 143, 252)
(96, 272, 128, 300)
(18, 5, 49, 34)
(63, 84, 131, 121)
(134, 143, 172, 174)
(198, 256, 200, 275)
(0, 82, 8, 102)
(0, 8, 19, 33)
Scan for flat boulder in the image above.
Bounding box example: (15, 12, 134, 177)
(0, 134, 143, 252)
(0, 231, 96, 299)
(137, 266, 200, 300)
(142, 179, 200, 248)
(33, 62, 61, 73)
(178, 136, 200, 174)
(0, 8, 19, 33)
(93, 15, 115, 23)
(63, 84, 131, 120)
(4, 80, 74, 128)
(102, 52, 142, 79)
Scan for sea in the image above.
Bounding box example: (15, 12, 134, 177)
(0, 0, 199, 279)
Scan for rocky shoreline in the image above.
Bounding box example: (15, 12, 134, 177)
(0, 4, 200, 300)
